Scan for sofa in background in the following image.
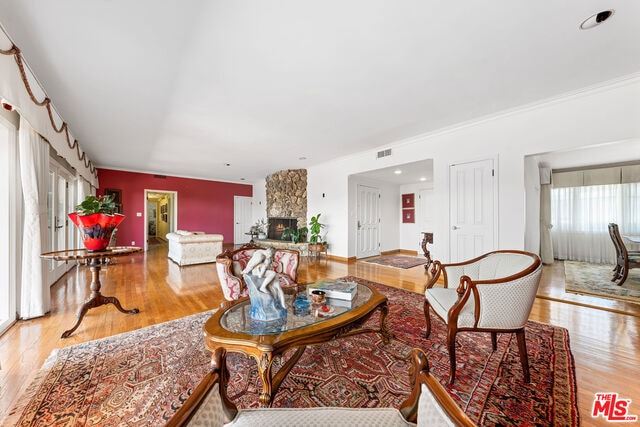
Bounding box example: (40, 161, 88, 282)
(216, 243, 299, 300)
(166, 231, 224, 266)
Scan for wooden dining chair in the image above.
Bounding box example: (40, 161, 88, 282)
(608, 223, 640, 286)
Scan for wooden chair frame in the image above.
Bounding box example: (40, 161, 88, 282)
(424, 250, 541, 384)
(167, 347, 475, 426)
(608, 223, 640, 286)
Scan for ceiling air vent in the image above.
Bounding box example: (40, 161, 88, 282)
(377, 148, 392, 159)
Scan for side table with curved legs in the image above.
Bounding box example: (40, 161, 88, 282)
(41, 246, 142, 338)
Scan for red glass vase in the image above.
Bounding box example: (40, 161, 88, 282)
(68, 213, 125, 251)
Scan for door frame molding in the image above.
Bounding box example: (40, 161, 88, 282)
(144, 189, 178, 251)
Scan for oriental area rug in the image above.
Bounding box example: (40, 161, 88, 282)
(5, 278, 578, 427)
(364, 255, 428, 269)
(564, 260, 640, 304)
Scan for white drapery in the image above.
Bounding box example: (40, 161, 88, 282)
(18, 116, 50, 319)
(539, 183, 554, 264)
(551, 183, 640, 264)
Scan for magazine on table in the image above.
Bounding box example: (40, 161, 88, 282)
(307, 280, 358, 300)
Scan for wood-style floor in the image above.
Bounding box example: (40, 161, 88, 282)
(1, 242, 639, 426)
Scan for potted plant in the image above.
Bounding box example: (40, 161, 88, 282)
(252, 218, 268, 239)
(281, 226, 308, 243)
(68, 194, 125, 251)
(308, 214, 328, 254)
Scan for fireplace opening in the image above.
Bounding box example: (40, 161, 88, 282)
(268, 217, 297, 240)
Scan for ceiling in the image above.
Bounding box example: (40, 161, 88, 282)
(1, 1, 639, 184)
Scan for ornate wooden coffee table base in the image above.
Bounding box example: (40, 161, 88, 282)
(205, 282, 389, 407)
(41, 247, 142, 338)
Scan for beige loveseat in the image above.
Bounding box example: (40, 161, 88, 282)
(166, 348, 476, 427)
(166, 231, 224, 266)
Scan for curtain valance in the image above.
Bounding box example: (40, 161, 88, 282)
(552, 164, 640, 189)
(0, 25, 98, 187)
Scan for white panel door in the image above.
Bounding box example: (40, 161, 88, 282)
(234, 196, 253, 244)
(356, 184, 380, 258)
(46, 161, 75, 284)
(449, 159, 496, 262)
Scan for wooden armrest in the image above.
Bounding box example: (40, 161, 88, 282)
(165, 348, 238, 427)
(399, 348, 476, 426)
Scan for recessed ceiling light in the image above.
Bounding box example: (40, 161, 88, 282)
(580, 10, 614, 30)
(394, 170, 402, 175)
(420, 177, 427, 181)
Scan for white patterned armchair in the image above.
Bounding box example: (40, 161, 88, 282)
(165, 348, 476, 427)
(424, 250, 542, 384)
(215, 244, 300, 301)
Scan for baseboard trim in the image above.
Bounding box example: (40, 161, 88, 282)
(381, 249, 419, 256)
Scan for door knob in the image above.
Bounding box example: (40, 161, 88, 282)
(452, 226, 460, 230)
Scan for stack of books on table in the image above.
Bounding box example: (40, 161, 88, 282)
(307, 280, 358, 301)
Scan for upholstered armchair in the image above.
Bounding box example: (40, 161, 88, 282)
(215, 244, 300, 301)
(424, 250, 542, 384)
(165, 347, 476, 427)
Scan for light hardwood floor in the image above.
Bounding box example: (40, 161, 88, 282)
(1, 243, 639, 426)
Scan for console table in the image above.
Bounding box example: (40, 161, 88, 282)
(41, 246, 142, 338)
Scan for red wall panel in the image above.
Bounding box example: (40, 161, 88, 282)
(97, 168, 252, 246)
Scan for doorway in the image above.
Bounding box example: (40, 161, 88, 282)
(234, 196, 252, 244)
(46, 158, 76, 284)
(356, 184, 381, 258)
(145, 190, 177, 250)
(449, 158, 497, 262)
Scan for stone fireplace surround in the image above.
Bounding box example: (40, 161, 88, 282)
(265, 168, 307, 232)
(258, 169, 309, 256)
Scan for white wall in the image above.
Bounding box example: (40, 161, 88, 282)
(308, 76, 640, 261)
(251, 178, 267, 224)
(399, 182, 434, 253)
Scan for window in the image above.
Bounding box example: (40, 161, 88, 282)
(551, 183, 640, 263)
(0, 114, 18, 334)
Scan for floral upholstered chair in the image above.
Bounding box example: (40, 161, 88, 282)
(424, 250, 542, 384)
(215, 244, 300, 300)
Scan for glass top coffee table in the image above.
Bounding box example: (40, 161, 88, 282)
(204, 281, 390, 407)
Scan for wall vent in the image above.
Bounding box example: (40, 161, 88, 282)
(377, 148, 392, 159)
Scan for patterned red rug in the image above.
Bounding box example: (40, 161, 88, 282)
(4, 278, 579, 426)
(365, 255, 429, 269)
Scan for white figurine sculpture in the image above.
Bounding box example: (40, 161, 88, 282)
(242, 248, 287, 321)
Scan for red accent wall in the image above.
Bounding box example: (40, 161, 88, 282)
(97, 168, 252, 246)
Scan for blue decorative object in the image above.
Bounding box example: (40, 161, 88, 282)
(243, 273, 287, 321)
(293, 295, 310, 316)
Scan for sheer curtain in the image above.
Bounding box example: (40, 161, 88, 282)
(551, 183, 640, 264)
(18, 116, 50, 319)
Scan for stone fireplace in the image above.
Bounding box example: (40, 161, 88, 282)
(266, 168, 307, 233)
(267, 217, 297, 240)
